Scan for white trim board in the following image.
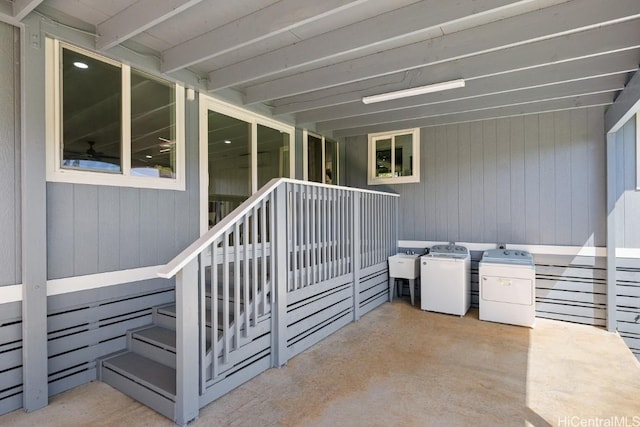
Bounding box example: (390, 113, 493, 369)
(398, 241, 609, 257)
(0, 265, 164, 304)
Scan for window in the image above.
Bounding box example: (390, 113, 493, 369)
(303, 130, 339, 185)
(46, 39, 185, 190)
(367, 128, 420, 185)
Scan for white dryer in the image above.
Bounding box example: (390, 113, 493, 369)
(420, 244, 471, 316)
(479, 249, 536, 328)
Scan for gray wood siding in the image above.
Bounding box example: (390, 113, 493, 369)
(0, 22, 21, 286)
(46, 99, 200, 280)
(344, 107, 607, 246)
(617, 258, 640, 361)
(614, 114, 640, 248)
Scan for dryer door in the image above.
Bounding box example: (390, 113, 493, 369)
(481, 276, 533, 306)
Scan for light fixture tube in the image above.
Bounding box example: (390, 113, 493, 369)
(362, 78, 465, 104)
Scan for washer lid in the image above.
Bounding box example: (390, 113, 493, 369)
(481, 249, 534, 266)
(427, 244, 469, 258)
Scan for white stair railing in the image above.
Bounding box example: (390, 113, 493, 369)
(157, 178, 398, 425)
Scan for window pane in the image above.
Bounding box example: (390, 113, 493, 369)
(325, 138, 338, 184)
(130, 70, 176, 178)
(257, 124, 290, 188)
(375, 138, 392, 177)
(208, 111, 251, 227)
(395, 133, 413, 177)
(61, 48, 122, 172)
(307, 134, 323, 183)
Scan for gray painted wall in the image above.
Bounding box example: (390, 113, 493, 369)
(46, 99, 200, 280)
(0, 22, 21, 286)
(345, 107, 607, 246)
(614, 114, 640, 248)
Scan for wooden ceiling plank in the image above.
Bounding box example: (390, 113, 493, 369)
(333, 93, 615, 137)
(273, 20, 640, 115)
(297, 51, 639, 123)
(206, 0, 525, 90)
(317, 74, 626, 132)
(160, 0, 368, 73)
(96, 0, 204, 51)
(245, 0, 640, 103)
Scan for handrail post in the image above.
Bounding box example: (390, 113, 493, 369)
(352, 192, 361, 322)
(175, 259, 200, 425)
(272, 184, 289, 367)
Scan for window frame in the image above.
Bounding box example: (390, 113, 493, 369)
(636, 113, 640, 191)
(45, 38, 186, 190)
(367, 128, 420, 185)
(302, 130, 340, 185)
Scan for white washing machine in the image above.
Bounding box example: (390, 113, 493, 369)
(479, 249, 536, 328)
(420, 244, 471, 316)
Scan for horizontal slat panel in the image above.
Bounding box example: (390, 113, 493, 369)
(287, 311, 352, 359)
(535, 289, 607, 305)
(620, 335, 640, 352)
(536, 311, 606, 326)
(536, 302, 606, 320)
(0, 322, 21, 345)
(287, 286, 351, 326)
(288, 297, 353, 339)
(536, 278, 606, 294)
(616, 270, 640, 283)
(617, 285, 640, 297)
(0, 347, 21, 371)
(0, 366, 22, 389)
(536, 265, 606, 280)
(287, 275, 351, 305)
(617, 295, 640, 308)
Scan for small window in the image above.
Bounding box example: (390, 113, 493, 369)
(46, 39, 185, 190)
(367, 128, 420, 185)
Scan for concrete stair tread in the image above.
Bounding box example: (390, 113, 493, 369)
(102, 352, 176, 399)
(158, 304, 234, 326)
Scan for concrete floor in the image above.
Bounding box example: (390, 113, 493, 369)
(3, 300, 640, 426)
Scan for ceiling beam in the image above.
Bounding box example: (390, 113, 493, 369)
(13, 0, 42, 21)
(605, 69, 640, 133)
(333, 93, 614, 137)
(273, 20, 640, 115)
(317, 74, 625, 132)
(161, 0, 368, 74)
(96, 0, 204, 51)
(0, 0, 15, 25)
(206, 0, 525, 90)
(297, 50, 638, 123)
(245, 0, 640, 103)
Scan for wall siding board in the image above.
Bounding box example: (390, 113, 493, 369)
(47, 183, 75, 279)
(570, 110, 590, 246)
(495, 119, 511, 244)
(457, 123, 472, 241)
(424, 128, 437, 240)
(524, 115, 540, 244)
(119, 188, 141, 270)
(622, 117, 640, 247)
(509, 116, 526, 244)
(469, 122, 484, 243)
(344, 106, 606, 246)
(73, 185, 99, 276)
(139, 190, 159, 266)
(446, 125, 460, 242)
(538, 113, 555, 244)
(435, 126, 448, 241)
(483, 120, 497, 243)
(98, 186, 120, 272)
(614, 128, 627, 247)
(554, 110, 572, 245)
(587, 108, 606, 247)
(0, 22, 19, 287)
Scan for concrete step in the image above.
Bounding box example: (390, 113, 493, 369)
(101, 352, 176, 421)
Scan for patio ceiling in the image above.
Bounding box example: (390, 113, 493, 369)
(3, 0, 640, 136)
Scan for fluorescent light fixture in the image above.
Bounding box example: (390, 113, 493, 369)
(73, 62, 89, 69)
(159, 148, 171, 153)
(362, 78, 465, 104)
(224, 140, 231, 144)
(145, 155, 153, 159)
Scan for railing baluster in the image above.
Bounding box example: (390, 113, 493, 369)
(252, 206, 258, 324)
(223, 230, 230, 364)
(262, 198, 268, 311)
(243, 216, 249, 337)
(297, 185, 303, 289)
(338, 190, 343, 275)
(332, 188, 338, 279)
(211, 241, 218, 379)
(322, 187, 328, 282)
(310, 186, 316, 286)
(199, 253, 206, 389)
(315, 187, 321, 283)
(234, 222, 241, 349)
(270, 192, 276, 305)
(292, 185, 298, 291)
(305, 186, 310, 287)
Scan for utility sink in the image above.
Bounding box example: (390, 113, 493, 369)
(388, 253, 420, 279)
